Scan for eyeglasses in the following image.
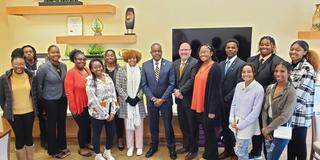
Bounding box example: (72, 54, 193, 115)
(179, 49, 191, 52)
(13, 64, 25, 67)
(75, 58, 87, 61)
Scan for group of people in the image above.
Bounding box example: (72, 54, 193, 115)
(0, 36, 318, 160)
(173, 37, 318, 160)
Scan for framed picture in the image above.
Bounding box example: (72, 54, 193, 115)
(67, 16, 83, 36)
(36, 53, 48, 67)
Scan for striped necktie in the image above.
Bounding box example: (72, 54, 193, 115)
(155, 61, 160, 81)
(179, 62, 185, 79)
(225, 60, 230, 75)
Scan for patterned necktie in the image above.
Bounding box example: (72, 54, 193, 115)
(225, 60, 230, 75)
(179, 62, 185, 79)
(155, 61, 160, 81)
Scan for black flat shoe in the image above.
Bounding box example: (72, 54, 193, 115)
(176, 147, 188, 154)
(169, 148, 177, 160)
(145, 147, 158, 158)
(118, 145, 125, 151)
(78, 149, 92, 157)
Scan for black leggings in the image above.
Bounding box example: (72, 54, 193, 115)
(92, 118, 115, 154)
(287, 127, 308, 160)
(73, 108, 91, 148)
(115, 112, 124, 139)
(8, 112, 35, 150)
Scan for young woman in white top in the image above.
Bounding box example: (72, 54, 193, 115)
(86, 59, 119, 160)
(229, 63, 264, 159)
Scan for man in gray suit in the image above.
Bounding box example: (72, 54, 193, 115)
(218, 39, 245, 159)
(173, 42, 198, 160)
(141, 43, 177, 159)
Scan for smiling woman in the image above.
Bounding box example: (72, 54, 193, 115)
(190, 44, 223, 160)
(0, 48, 38, 160)
(36, 45, 70, 158)
(64, 49, 92, 157)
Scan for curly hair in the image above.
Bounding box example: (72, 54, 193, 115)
(122, 49, 142, 63)
(69, 49, 84, 63)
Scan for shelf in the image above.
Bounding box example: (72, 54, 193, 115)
(56, 35, 137, 44)
(298, 31, 320, 39)
(6, 4, 116, 16)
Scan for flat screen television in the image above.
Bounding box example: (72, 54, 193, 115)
(172, 27, 252, 62)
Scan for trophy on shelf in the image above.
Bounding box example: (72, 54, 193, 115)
(91, 17, 104, 36)
(39, 0, 83, 6)
(125, 8, 135, 35)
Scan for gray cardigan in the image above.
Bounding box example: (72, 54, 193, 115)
(115, 66, 146, 119)
(36, 61, 67, 100)
(262, 82, 297, 134)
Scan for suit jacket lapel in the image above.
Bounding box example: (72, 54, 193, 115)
(48, 62, 61, 80)
(226, 57, 239, 76)
(159, 60, 166, 82)
(176, 59, 181, 81)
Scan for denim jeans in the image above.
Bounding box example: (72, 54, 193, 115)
(235, 138, 250, 160)
(265, 138, 289, 160)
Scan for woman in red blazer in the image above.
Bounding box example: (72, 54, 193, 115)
(64, 49, 92, 157)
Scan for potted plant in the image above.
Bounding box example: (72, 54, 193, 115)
(86, 44, 105, 59)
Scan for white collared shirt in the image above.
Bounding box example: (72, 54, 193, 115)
(226, 55, 237, 65)
(153, 58, 162, 72)
(259, 54, 272, 63)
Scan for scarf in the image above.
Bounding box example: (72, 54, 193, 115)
(126, 64, 141, 130)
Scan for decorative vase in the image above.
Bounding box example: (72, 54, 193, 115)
(125, 8, 135, 35)
(312, 4, 320, 31)
(91, 17, 103, 36)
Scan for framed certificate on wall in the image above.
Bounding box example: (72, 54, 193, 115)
(67, 16, 83, 36)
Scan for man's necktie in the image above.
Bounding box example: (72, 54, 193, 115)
(155, 61, 160, 81)
(225, 60, 230, 75)
(179, 62, 185, 79)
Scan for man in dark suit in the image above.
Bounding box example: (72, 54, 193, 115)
(218, 39, 245, 159)
(173, 42, 198, 160)
(141, 43, 177, 159)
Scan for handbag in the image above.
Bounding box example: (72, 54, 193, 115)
(273, 124, 292, 140)
(268, 86, 292, 140)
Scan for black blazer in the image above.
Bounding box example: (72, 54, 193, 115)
(173, 57, 198, 107)
(247, 54, 284, 89)
(219, 57, 245, 104)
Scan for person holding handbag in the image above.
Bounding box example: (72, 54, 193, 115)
(261, 62, 297, 160)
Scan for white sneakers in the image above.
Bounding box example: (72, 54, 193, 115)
(136, 148, 143, 156)
(127, 148, 134, 157)
(95, 153, 106, 160)
(102, 149, 115, 160)
(127, 148, 143, 157)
